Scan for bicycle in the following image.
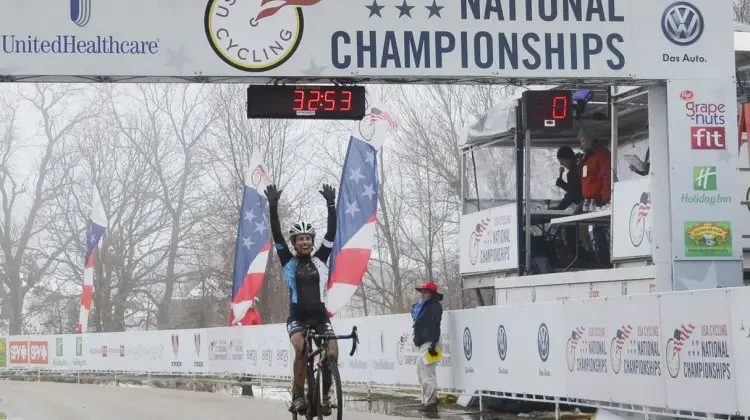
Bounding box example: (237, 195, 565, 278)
(290, 322, 359, 420)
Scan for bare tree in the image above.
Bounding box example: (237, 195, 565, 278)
(105, 84, 217, 329)
(0, 85, 97, 334)
(736, 0, 750, 23)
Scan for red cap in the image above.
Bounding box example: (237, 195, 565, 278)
(416, 281, 439, 293)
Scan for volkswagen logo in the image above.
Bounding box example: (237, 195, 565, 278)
(463, 327, 473, 361)
(497, 325, 507, 361)
(538, 323, 550, 362)
(661, 2, 704, 46)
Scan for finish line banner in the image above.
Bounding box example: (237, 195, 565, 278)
(4, 287, 750, 417)
(0, 0, 733, 80)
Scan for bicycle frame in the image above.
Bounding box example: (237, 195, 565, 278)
(304, 325, 359, 364)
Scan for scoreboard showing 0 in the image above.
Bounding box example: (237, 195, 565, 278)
(247, 85, 367, 120)
(521, 90, 574, 133)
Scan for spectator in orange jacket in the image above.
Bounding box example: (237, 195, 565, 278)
(578, 127, 611, 206)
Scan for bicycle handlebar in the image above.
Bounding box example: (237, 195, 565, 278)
(314, 326, 359, 356)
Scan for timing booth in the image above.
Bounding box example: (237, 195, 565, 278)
(459, 85, 658, 302)
(461, 45, 750, 305)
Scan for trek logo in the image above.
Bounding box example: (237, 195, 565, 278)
(693, 166, 717, 191)
(70, 0, 92, 27)
(691, 127, 725, 150)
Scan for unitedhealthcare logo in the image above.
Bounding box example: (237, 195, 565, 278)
(0, 0, 159, 56)
(70, 0, 92, 27)
(661, 2, 704, 47)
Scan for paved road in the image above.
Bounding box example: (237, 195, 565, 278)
(0, 380, 425, 420)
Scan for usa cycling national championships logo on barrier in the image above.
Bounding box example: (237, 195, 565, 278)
(661, 2, 704, 47)
(204, 0, 320, 72)
(70, 0, 92, 27)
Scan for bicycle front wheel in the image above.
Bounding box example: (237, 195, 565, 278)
(316, 359, 343, 420)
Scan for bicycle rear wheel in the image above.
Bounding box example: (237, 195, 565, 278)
(315, 360, 343, 420)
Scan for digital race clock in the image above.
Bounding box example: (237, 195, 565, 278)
(246, 85, 367, 120)
(521, 90, 574, 133)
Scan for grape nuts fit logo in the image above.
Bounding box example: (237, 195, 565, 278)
(204, 0, 321, 72)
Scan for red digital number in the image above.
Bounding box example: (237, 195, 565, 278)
(340, 90, 352, 111)
(552, 96, 568, 120)
(292, 90, 305, 111)
(307, 89, 321, 111)
(323, 90, 336, 111)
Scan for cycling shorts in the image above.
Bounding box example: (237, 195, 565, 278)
(286, 311, 334, 337)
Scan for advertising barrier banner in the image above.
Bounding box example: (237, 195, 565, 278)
(0, 0, 734, 81)
(6, 287, 750, 417)
(517, 302, 566, 397)
(728, 287, 750, 415)
(459, 204, 518, 275)
(660, 289, 736, 414)
(612, 177, 653, 260)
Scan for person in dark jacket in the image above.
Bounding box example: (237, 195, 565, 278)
(412, 281, 444, 414)
(554, 146, 583, 210)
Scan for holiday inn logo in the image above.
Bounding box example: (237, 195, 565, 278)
(682, 166, 731, 206)
(692, 166, 716, 191)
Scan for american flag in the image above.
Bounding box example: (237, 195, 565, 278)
(75, 187, 107, 334)
(615, 325, 633, 349)
(327, 102, 397, 315)
(638, 192, 651, 221)
(672, 324, 696, 353)
(256, 0, 321, 21)
(570, 326, 585, 351)
(369, 107, 397, 129)
(230, 154, 272, 326)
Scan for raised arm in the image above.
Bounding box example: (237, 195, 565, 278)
(264, 185, 293, 265)
(314, 184, 337, 263)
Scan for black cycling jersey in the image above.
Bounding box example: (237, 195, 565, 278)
(269, 202, 336, 318)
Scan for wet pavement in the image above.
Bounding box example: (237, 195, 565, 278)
(0, 373, 573, 420)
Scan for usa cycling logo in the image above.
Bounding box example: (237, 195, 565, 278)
(204, 0, 321, 73)
(661, 2, 704, 47)
(70, 0, 92, 27)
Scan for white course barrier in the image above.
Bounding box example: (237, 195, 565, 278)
(2, 287, 749, 417)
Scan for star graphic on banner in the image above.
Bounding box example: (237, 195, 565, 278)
(254, 221, 267, 235)
(345, 201, 361, 217)
(425, 0, 444, 18)
(244, 209, 257, 224)
(348, 167, 366, 184)
(395, 0, 414, 18)
(362, 184, 376, 200)
(676, 261, 718, 290)
(716, 149, 733, 165)
(89, 233, 97, 243)
(365, 0, 385, 18)
(365, 150, 375, 166)
(301, 60, 327, 76)
(242, 236, 254, 249)
(164, 46, 191, 73)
